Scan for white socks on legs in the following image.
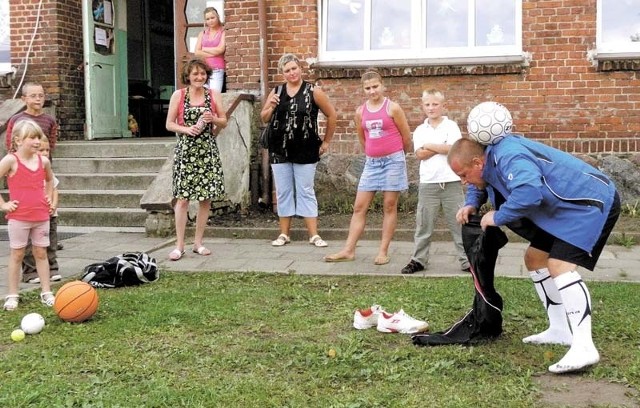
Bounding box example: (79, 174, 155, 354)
(548, 271, 600, 373)
(523, 268, 573, 346)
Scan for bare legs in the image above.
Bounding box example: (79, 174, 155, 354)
(325, 191, 399, 263)
(172, 199, 211, 257)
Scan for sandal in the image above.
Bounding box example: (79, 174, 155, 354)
(192, 246, 211, 256)
(3, 294, 19, 311)
(309, 235, 328, 247)
(271, 233, 290, 247)
(40, 292, 55, 307)
(169, 248, 185, 261)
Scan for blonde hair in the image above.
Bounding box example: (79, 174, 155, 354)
(422, 89, 445, 102)
(278, 53, 300, 73)
(204, 7, 223, 25)
(361, 68, 382, 84)
(21, 82, 44, 97)
(10, 120, 45, 152)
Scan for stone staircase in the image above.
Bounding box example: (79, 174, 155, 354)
(20, 137, 174, 230)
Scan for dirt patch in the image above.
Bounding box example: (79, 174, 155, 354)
(534, 374, 639, 407)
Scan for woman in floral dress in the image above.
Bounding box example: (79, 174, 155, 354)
(165, 58, 227, 260)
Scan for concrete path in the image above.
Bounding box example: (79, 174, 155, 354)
(2, 229, 639, 299)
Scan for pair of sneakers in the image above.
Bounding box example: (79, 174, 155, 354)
(353, 305, 429, 334)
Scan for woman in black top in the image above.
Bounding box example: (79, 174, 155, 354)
(260, 53, 337, 248)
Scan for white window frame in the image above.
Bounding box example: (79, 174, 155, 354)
(317, 0, 523, 65)
(596, 0, 640, 59)
(0, 0, 10, 72)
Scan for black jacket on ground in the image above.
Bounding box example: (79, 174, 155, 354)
(412, 215, 508, 346)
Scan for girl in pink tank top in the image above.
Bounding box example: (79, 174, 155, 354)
(0, 119, 56, 311)
(324, 69, 412, 266)
(194, 7, 226, 92)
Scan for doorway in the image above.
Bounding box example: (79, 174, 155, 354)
(126, 0, 174, 137)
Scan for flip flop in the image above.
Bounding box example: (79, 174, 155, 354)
(169, 248, 185, 261)
(192, 246, 211, 256)
(374, 255, 390, 266)
(324, 254, 355, 263)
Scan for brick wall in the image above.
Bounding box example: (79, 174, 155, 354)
(3, 0, 638, 153)
(3, 0, 84, 140)
(224, 0, 639, 155)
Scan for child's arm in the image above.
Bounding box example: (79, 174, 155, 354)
(50, 183, 59, 214)
(0, 155, 18, 212)
(389, 101, 413, 153)
(42, 157, 54, 209)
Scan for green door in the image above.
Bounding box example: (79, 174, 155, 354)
(82, 0, 129, 139)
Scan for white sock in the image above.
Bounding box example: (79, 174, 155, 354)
(549, 271, 600, 374)
(523, 268, 572, 346)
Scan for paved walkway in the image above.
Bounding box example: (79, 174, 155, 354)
(2, 230, 639, 298)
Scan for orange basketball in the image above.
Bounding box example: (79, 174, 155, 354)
(54, 281, 99, 323)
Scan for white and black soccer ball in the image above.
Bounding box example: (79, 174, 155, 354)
(466, 101, 513, 145)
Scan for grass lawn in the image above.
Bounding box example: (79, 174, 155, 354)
(1, 273, 639, 407)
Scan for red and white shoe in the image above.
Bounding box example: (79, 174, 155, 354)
(376, 309, 429, 334)
(353, 305, 385, 330)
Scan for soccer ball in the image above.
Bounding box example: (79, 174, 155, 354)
(466, 101, 513, 145)
(21, 313, 45, 335)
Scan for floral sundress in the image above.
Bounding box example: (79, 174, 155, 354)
(172, 87, 225, 201)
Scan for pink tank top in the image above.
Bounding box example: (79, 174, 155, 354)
(361, 98, 404, 157)
(6, 154, 50, 222)
(201, 29, 225, 70)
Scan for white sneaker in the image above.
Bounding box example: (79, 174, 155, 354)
(353, 305, 385, 330)
(376, 309, 429, 334)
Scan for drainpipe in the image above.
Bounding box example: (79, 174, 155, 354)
(258, 0, 269, 97)
(258, 0, 272, 208)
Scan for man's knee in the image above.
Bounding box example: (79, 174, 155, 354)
(524, 246, 549, 270)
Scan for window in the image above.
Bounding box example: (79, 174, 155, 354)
(319, 0, 522, 64)
(185, 0, 225, 53)
(0, 0, 10, 72)
(597, 0, 640, 57)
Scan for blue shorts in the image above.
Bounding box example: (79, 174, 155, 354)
(358, 151, 408, 192)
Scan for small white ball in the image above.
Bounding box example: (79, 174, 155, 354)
(21, 312, 45, 335)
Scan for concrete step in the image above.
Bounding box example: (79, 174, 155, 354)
(54, 138, 174, 159)
(57, 173, 157, 190)
(57, 207, 148, 227)
(58, 190, 146, 208)
(53, 157, 167, 174)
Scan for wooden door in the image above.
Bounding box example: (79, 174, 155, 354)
(83, 0, 129, 139)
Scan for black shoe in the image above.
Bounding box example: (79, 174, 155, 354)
(57, 242, 64, 250)
(401, 260, 425, 275)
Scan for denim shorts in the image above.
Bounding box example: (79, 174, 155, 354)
(358, 150, 408, 192)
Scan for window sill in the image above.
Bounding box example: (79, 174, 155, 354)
(310, 55, 529, 78)
(591, 52, 640, 71)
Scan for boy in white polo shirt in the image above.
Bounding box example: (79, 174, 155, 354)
(401, 89, 469, 274)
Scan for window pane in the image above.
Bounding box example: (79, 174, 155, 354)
(326, 0, 364, 51)
(371, 0, 411, 49)
(186, 0, 207, 24)
(0, 0, 9, 71)
(601, 0, 640, 43)
(187, 27, 201, 52)
(426, 0, 468, 48)
(475, 0, 516, 46)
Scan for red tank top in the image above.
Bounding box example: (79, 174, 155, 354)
(6, 154, 50, 222)
(360, 98, 404, 157)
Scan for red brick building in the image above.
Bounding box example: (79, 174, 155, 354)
(3, 0, 639, 154)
